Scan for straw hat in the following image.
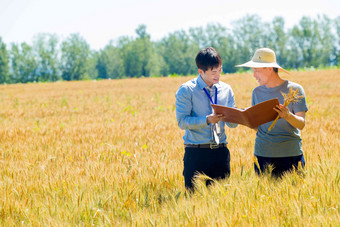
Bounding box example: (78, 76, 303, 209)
(236, 48, 289, 74)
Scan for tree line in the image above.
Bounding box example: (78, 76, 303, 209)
(0, 14, 339, 84)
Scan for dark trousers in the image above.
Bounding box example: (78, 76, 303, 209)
(183, 146, 230, 191)
(254, 155, 305, 178)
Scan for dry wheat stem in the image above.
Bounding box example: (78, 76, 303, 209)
(268, 87, 304, 131)
(0, 70, 339, 225)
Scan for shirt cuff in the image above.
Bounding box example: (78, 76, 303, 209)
(200, 116, 209, 127)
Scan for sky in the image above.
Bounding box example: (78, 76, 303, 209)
(0, 0, 339, 50)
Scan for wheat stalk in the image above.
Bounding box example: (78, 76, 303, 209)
(1, 70, 339, 226)
(268, 87, 304, 131)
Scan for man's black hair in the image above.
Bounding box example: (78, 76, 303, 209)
(273, 67, 278, 73)
(195, 47, 222, 72)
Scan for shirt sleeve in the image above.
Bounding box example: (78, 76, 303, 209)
(175, 85, 208, 130)
(225, 87, 238, 128)
(251, 89, 256, 106)
(292, 85, 308, 114)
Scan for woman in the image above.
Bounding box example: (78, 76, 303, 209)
(236, 48, 308, 177)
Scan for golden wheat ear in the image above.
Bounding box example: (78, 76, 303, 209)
(268, 88, 304, 131)
(253, 156, 262, 175)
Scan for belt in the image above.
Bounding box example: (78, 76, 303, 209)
(185, 143, 227, 149)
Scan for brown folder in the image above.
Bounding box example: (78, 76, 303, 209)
(211, 98, 280, 128)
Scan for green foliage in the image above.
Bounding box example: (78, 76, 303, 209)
(33, 33, 61, 82)
(85, 51, 99, 80)
(119, 25, 156, 78)
(10, 42, 38, 83)
(60, 33, 91, 81)
(267, 17, 288, 67)
(158, 30, 199, 76)
(0, 37, 10, 83)
(96, 43, 124, 79)
(232, 14, 264, 60)
(1, 14, 340, 84)
(333, 16, 340, 65)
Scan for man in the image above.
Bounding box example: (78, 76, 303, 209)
(176, 47, 237, 191)
(236, 48, 308, 177)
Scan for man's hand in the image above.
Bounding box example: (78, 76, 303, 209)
(207, 113, 224, 124)
(273, 104, 306, 130)
(274, 104, 290, 119)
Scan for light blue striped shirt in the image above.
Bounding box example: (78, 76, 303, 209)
(175, 75, 238, 145)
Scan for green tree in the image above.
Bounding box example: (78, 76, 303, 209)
(315, 15, 336, 67)
(332, 16, 340, 66)
(135, 25, 153, 77)
(145, 49, 167, 77)
(266, 17, 289, 68)
(286, 25, 303, 68)
(96, 44, 124, 79)
(204, 23, 228, 48)
(95, 50, 108, 79)
(10, 43, 38, 83)
(217, 34, 239, 73)
(159, 30, 199, 76)
(200, 24, 239, 73)
(130, 37, 151, 77)
(231, 15, 265, 65)
(60, 33, 90, 81)
(117, 25, 164, 77)
(288, 16, 320, 68)
(189, 23, 229, 49)
(87, 50, 99, 80)
(118, 36, 140, 77)
(33, 33, 61, 82)
(189, 26, 206, 48)
(0, 37, 10, 83)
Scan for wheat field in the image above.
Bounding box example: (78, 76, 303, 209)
(0, 69, 339, 226)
